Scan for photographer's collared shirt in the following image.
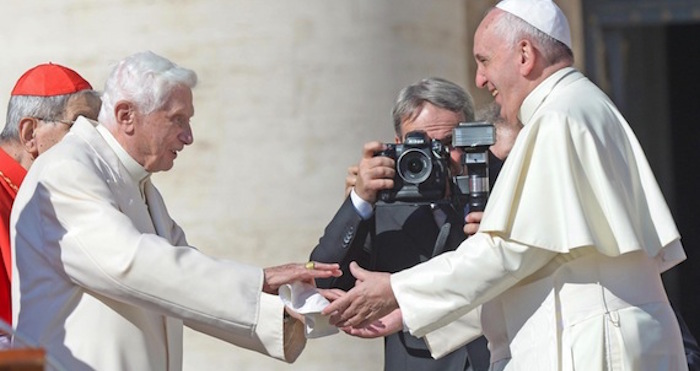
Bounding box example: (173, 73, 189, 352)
(350, 187, 452, 225)
(350, 188, 374, 220)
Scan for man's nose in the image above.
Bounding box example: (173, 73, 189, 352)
(180, 124, 194, 145)
(475, 67, 487, 89)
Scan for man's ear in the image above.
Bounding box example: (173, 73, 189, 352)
(114, 100, 136, 134)
(19, 117, 39, 158)
(518, 39, 536, 76)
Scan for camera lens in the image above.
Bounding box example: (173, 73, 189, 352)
(397, 149, 432, 184)
(407, 158, 424, 173)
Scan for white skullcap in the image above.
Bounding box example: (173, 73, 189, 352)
(495, 0, 572, 49)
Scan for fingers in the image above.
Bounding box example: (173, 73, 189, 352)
(262, 262, 342, 294)
(464, 211, 484, 236)
(322, 292, 349, 316)
(347, 165, 359, 177)
(318, 288, 345, 302)
(322, 263, 396, 328)
(359, 156, 395, 179)
(340, 309, 403, 338)
(300, 262, 342, 279)
(284, 306, 305, 322)
(349, 261, 367, 281)
(354, 152, 395, 203)
(465, 211, 484, 224)
(333, 301, 381, 328)
(342, 324, 384, 339)
(361, 141, 385, 158)
(309, 262, 342, 273)
(464, 223, 479, 236)
(323, 293, 376, 328)
(344, 165, 359, 197)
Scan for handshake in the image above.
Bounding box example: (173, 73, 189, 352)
(279, 260, 401, 340)
(320, 262, 401, 338)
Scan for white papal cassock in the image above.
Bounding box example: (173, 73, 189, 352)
(11, 118, 304, 371)
(391, 67, 688, 371)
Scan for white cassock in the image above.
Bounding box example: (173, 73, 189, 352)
(11, 117, 304, 371)
(391, 67, 688, 371)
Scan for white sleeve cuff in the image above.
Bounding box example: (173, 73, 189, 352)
(350, 188, 374, 220)
(255, 292, 286, 360)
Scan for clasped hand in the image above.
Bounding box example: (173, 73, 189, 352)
(319, 262, 401, 337)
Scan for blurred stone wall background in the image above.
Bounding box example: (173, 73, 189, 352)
(0, 1, 581, 370)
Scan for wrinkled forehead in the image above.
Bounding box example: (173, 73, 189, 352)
(475, 9, 504, 43)
(474, 10, 514, 56)
(158, 84, 195, 118)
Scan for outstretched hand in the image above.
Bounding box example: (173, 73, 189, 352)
(341, 308, 403, 338)
(263, 262, 342, 294)
(321, 262, 398, 328)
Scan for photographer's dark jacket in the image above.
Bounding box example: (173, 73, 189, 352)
(312, 200, 466, 289)
(310, 153, 503, 371)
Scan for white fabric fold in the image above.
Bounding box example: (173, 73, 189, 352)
(480, 68, 683, 268)
(279, 282, 338, 339)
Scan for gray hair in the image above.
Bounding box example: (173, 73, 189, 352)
(98, 51, 197, 124)
(392, 77, 475, 137)
(475, 100, 504, 125)
(1, 90, 100, 142)
(491, 10, 573, 66)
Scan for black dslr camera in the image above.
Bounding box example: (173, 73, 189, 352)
(375, 130, 450, 203)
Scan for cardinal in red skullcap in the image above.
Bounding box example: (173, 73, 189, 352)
(0, 63, 100, 347)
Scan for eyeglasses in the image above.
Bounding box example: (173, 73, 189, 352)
(36, 118, 75, 127)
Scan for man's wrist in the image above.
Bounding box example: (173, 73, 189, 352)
(350, 188, 374, 220)
(283, 310, 306, 362)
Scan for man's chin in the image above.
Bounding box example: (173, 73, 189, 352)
(148, 162, 175, 173)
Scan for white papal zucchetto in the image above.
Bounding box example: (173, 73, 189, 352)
(495, 0, 572, 49)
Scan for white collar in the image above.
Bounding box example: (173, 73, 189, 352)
(519, 67, 578, 125)
(94, 121, 151, 196)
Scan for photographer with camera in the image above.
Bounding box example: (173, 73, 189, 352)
(310, 77, 490, 371)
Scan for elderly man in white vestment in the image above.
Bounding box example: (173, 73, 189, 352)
(322, 1, 689, 370)
(10, 51, 341, 371)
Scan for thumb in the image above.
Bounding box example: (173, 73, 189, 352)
(349, 261, 368, 282)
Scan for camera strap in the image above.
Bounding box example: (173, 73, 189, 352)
(431, 222, 451, 257)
